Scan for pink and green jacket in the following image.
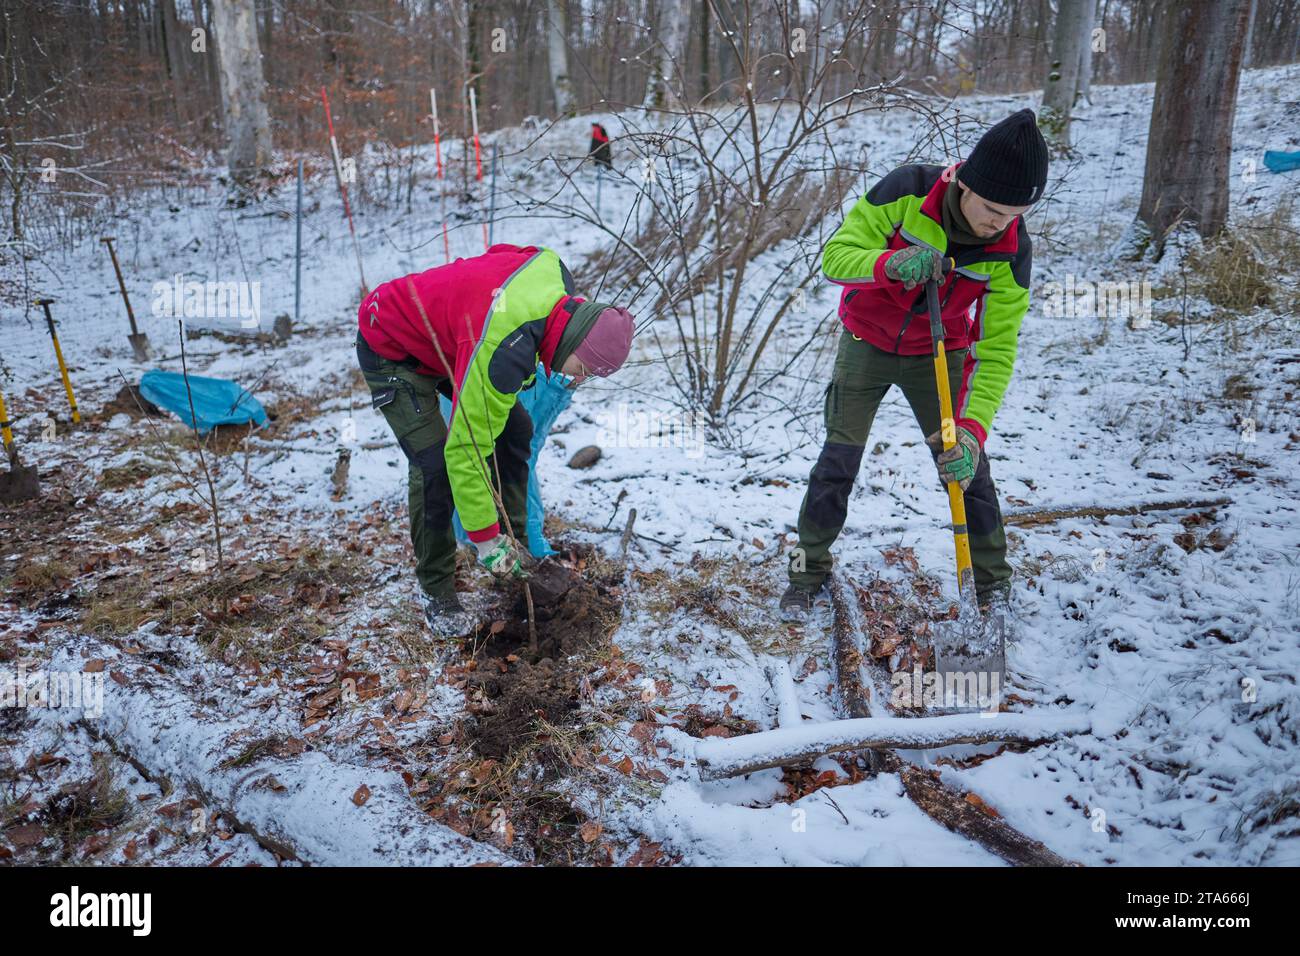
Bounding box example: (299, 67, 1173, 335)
(822, 163, 1033, 447)
(358, 244, 582, 541)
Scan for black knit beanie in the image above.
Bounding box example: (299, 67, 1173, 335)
(957, 109, 1049, 206)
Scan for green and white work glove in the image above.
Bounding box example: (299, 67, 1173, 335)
(925, 423, 981, 491)
(884, 245, 945, 290)
(474, 534, 525, 579)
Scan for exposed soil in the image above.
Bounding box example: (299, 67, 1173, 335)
(462, 546, 622, 763)
(98, 383, 163, 420)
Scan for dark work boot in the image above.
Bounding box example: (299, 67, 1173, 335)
(779, 582, 822, 621)
(421, 591, 477, 640)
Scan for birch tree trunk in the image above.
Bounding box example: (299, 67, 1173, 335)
(808, 0, 839, 99)
(545, 0, 574, 115)
(1041, 0, 1087, 145)
(210, 0, 272, 180)
(1075, 0, 1096, 107)
(643, 0, 689, 109)
(1242, 0, 1259, 69)
(1137, 0, 1252, 244)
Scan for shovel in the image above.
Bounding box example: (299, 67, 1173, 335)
(0, 391, 40, 502)
(923, 266, 1005, 711)
(101, 237, 151, 362)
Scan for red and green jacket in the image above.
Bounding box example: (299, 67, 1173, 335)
(358, 244, 582, 542)
(822, 163, 1032, 447)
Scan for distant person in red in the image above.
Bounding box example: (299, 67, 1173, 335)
(589, 123, 613, 171)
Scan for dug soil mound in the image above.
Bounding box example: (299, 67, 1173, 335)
(462, 546, 622, 762)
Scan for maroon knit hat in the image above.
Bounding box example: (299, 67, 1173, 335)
(572, 305, 634, 377)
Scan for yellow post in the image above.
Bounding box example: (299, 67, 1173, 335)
(36, 298, 80, 424)
(0, 389, 14, 454)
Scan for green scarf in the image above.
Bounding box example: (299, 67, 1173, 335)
(552, 300, 609, 373)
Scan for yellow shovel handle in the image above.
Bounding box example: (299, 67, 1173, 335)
(925, 271, 976, 605)
(0, 390, 13, 453)
(931, 343, 974, 594)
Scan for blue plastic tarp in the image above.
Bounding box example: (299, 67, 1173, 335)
(1264, 150, 1300, 173)
(439, 364, 574, 558)
(139, 369, 268, 434)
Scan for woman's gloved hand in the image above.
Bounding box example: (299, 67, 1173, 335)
(474, 534, 525, 579)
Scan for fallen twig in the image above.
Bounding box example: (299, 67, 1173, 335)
(1003, 495, 1231, 528)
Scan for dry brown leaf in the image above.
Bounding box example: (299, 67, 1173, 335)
(964, 792, 1000, 818)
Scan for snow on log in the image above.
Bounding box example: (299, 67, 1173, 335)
(827, 572, 880, 720)
(46, 642, 512, 866)
(694, 711, 1091, 781)
(763, 659, 802, 729)
(1003, 495, 1230, 528)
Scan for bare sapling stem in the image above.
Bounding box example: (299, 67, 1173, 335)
(403, 281, 538, 650)
(178, 320, 227, 614)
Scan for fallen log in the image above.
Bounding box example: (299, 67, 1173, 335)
(824, 572, 1084, 866)
(694, 710, 1090, 781)
(46, 641, 513, 867)
(865, 494, 1232, 536)
(763, 659, 802, 729)
(827, 572, 876, 721)
(898, 762, 1080, 867)
(1002, 495, 1230, 528)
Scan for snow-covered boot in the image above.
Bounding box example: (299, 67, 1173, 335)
(779, 583, 820, 621)
(421, 591, 477, 640)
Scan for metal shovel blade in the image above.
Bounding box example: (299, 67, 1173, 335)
(128, 333, 151, 363)
(0, 450, 40, 502)
(931, 606, 1007, 713)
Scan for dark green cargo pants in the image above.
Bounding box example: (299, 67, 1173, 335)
(789, 329, 1011, 597)
(356, 333, 530, 600)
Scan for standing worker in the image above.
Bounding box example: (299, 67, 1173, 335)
(782, 109, 1049, 618)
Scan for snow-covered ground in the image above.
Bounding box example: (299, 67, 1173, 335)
(2, 64, 1298, 866)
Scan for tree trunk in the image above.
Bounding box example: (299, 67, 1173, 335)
(1137, 0, 1252, 244)
(210, 0, 273, 180)
(870, 0, 899, 80)
(545, 0, 574, 115)
(809, 0, 839, 98)
(261, 0, 272, 83)
(1041, 0, 1087, 144)
(193, 0, 221, 133)
(161, 0, 189, 124)
(1242, 0, 1259, 68)
(714, 0, 739, 99)
(643, 0, 689, 108)
(1075, 0, 1096, 106)
(696, 0, 710, 100)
